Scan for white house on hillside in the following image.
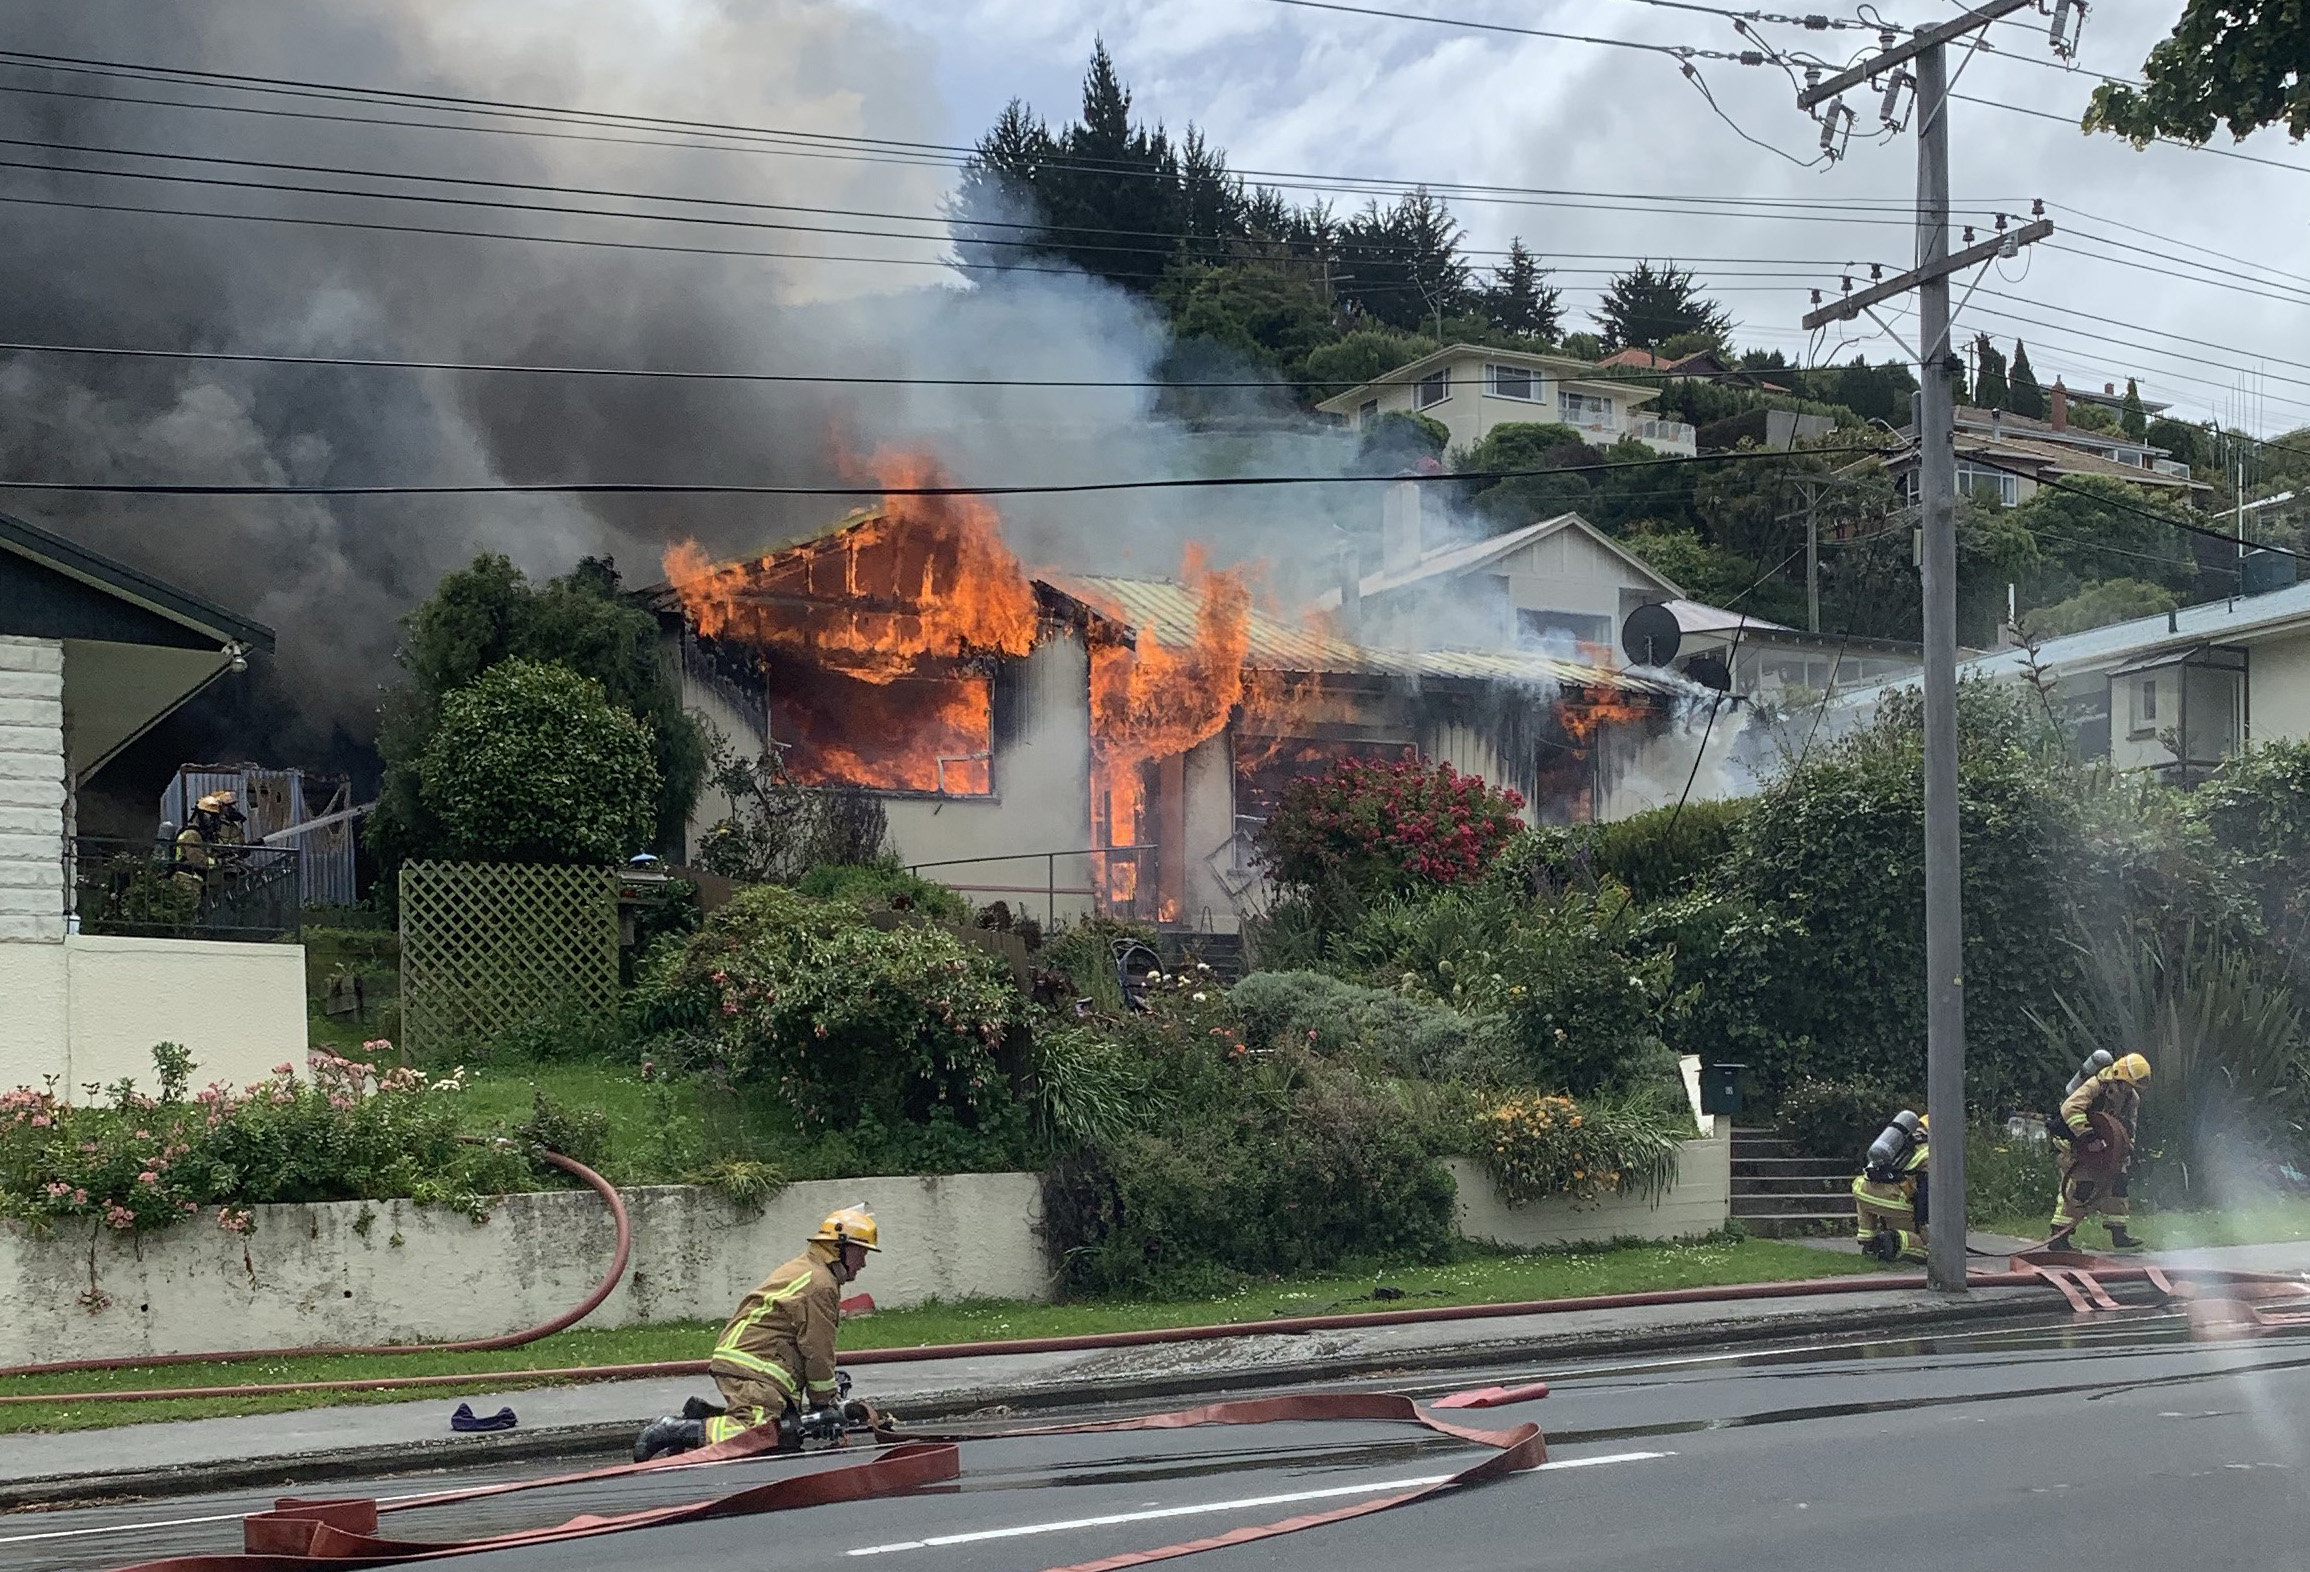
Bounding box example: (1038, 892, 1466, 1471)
(1314, 344, 1698, 457)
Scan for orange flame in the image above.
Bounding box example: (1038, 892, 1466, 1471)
(1555, 687, 1655, 743)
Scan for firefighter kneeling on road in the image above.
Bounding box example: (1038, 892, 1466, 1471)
(2052, 1052, 2151, 1251)
(633, 1205, 879, 1462)
(1853, 1110, 1930, 1263)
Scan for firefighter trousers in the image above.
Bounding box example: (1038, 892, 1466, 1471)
(2052, 1152, 2130, 1236)
(703, 1371, 796, 1445)
(1851, 1176, 1927, 1262)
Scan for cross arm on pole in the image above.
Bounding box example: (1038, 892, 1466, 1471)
(1801, 218, 2052, 330)
(1796, 0, 2037, 109)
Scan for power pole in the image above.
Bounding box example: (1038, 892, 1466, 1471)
(1807, 507, 1820, 634)
(1796, 0, 2052, 1295)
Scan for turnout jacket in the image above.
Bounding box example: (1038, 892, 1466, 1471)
(710, 1243, 842, 1405)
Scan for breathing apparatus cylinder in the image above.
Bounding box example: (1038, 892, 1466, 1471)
(1864, 1109, 1923, 1182)
(2064, 1049, 2116, 1097)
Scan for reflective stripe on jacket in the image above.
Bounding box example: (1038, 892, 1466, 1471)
(2060, 1070, 2140, 1140)
(710, 1246, 841, 1403)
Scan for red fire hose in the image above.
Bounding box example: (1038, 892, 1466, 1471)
(0, 1149, 631, 1381)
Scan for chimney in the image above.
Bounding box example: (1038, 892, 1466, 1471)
(2104, 383, 2116, 395)
(1335, 537, 1363, 633)
(2051, 380, 2068, 432)
(1383, 463, 1439, 575)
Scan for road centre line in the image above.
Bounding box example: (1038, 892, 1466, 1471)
(843, 1450, 1672, 1556)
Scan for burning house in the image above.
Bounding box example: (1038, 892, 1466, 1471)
(643, 489, 1692, 936)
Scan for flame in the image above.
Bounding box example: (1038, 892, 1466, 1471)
(1556, 687, 1655, 743)
(662, 452, 1042, 796)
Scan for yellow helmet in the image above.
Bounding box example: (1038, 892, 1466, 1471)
(2111, 1052, 2152, 1084)
(195, 791, 237, 813)
(810, 1205, 881, 1252)
(1916, 1113, 1930, 1132)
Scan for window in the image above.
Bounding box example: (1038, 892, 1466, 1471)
(2130, 676, 2159, 737)
(1357, 398, 1379, 425)
(1518, 608, 1611, 646)
(1955, 464, 2020, 507)
(1558, 390, 1613, 425)
(1413, 369, 1450, 409)
(1488, 364, 1536, 400)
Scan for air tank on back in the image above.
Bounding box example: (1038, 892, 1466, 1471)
(2064, 1049, 2115, 1097)
(1864, 1109, 1923, 1181)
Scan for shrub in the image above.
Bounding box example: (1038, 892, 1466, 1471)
(1256, 757, 1526, 908)
(0, 1045, 530, 1236)
(420, 658, 659, 865)
(1775, 1076, 1919, 1163)
(2192, 740, 2310, 980)
(1509, 799, 1750, 905)
(1229, 969, 1516, 1084)
(1030, 1025, 1154, 1148)
(794, 859, 970, 922)
(1479, 1091, 1690, 1206)
(638, 887, 1021, 1133)
(1966, 1122, 2060, 1226)
(1039, 915, 1161, 1014)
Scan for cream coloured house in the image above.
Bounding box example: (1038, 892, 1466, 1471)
(0, 511, 304, 1096)
(1314, 343, 1698, 457)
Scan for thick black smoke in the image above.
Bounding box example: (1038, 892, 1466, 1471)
(0, 2, 1362, 828)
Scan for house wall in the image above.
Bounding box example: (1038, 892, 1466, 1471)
(671, 645, 770, 860)
(0, 934, 304, 1096)
(1175, 733, 1241, 934)
(0, 634, 64, 944)
(1498, 530, 1663, 640)
(2250, 631, 2310, 743)
(1424, 719, 1536, 824)
(880, 632, 1097, 926)
(1341, 353, 1691, 456)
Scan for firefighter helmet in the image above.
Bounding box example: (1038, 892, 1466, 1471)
(2111, 1052, 2151, 1084)
(810, 1205, 881, 1252)
(195, 791, 238, 814)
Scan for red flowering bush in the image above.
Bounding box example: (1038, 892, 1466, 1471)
(1256, 757, 1526, 900)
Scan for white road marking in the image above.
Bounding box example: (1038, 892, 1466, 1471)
(843, 1450, 1672, 1556)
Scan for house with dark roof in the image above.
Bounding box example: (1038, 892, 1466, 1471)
(0, 510, 305, 1096)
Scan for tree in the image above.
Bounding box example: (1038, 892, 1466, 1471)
(1480, 239, 1562, 341)
(420, 659, 659, 866)
(2011, 473, 2198, 606)
(2020, 578, 2181, 639)
(2147, 416, 2210, 469)
(2121, 378, 2149, 440)
(2009, 341, 2047, 419)
(1304, 329, 1431, 396)
(1592, 263, 1733, 353)
(1972, 334, 2010, 410)
(1458, 421, 1603, 530)
(370, 555, 707, 888)
(1337, 189, 1472, 334)
(1156, 260, 1338, 396)
(2085, 2, 2310, 145)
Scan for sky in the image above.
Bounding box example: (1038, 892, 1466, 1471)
(859, 0, 2310, 439)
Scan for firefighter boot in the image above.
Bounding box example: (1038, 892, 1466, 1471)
(1867, 1227, 1903, 1263)
(2106, 1223, 2145, 1251)
(633, 1415, 705, 1463)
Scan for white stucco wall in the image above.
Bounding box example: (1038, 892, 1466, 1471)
(881, 633, 1096, 926)
(2249, 630, 2310, 744)
(0, 635, 65, 944)
(0, 1171, 1053, 1364)
(1448, 1123, 1732, 1249)
(0, 934, 305, 1099)
(1175, 733, 1240, 935)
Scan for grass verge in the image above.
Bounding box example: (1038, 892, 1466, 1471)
(0, 1233, 1875, 1434)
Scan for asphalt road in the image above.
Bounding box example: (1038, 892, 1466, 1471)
(15, 1310, 2310, 1572)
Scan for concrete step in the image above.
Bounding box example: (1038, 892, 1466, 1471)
(1732, 1155, 1856, 1173)
(1732, 1191, 1863, 1216)
(1733, 1174, 1855, 1195)
(1736, 1211, 1857, 1239)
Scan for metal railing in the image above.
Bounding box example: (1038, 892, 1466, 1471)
(1633, 418, 1698, 447)
(905, 846, 1158, 928)
(70, 835, 302, 942)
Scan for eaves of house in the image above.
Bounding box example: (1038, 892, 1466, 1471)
(1308, 511, 1683, 610)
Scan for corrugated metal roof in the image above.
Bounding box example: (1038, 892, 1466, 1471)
(1045, 572, 1690, 695)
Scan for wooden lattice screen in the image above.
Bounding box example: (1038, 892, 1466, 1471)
(398, 861, 620, 1056)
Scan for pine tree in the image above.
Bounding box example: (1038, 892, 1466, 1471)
(1592, 262, 1733, 353)
(1337, 188, 1471, 334)
(1971, 333, 2009, 410)
(2121, 377, 2148, 440)
(2009, 340, 2046, 419)
(1482, 239, 1562, 341)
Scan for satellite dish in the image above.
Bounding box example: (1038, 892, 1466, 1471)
(1621, 602, 1683, 667)
(1682, 653, 1733, 692)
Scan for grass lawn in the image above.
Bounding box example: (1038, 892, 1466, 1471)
(0, 1234, 1876, 1433)
(1977, 1195, 2310, 1251)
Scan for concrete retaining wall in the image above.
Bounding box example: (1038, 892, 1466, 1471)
(0, 1172, 1053, 1366)
(1447, 1121, 1733, 1248)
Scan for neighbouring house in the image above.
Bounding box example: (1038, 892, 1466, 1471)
(1875, 390, 2209, 512)
(1827, 574, 2310, 786)
(1309, 482, 1684, 650)
(0, 510, 305, 1096)
(642, 505, 1694, 939)
(1313, 344, 1698, 457)
(161, 764, 362, 909)
(1658, 600, 1921, 703)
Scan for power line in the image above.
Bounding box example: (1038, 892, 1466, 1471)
(0, 444, 1889, 498)
(1947, 90, 2310, 178)
(1964, 453, 2302, 560)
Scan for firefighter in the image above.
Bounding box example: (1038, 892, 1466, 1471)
(1852, 1110, 1931, 1263)
(2051, 1052, 2151, 1250)
(172, 791, 245, 897)
(632, 1205, 879, 1462)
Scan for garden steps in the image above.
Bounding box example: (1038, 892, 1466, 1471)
(1729, 1126, 1856, 1238)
